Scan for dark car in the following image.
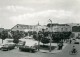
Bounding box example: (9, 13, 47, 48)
(19, 40, 38, 53)
(74, 39, 80, 44)
(74, 42, 79, 44)
(1, 43, 15, 51)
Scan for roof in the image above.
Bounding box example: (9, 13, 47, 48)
(11, 24, 36, 30)
(17, 24, 35, 27)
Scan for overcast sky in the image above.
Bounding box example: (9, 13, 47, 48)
(0, 0, 80, 29)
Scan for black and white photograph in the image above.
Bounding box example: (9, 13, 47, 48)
(0, 0, 80, 57)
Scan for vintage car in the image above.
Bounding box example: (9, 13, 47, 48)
(17, 41, 25, 47)
(74, 39, 80, 44)
(19, 39, 38, 53)
(1, 43, 16, 51)
(0, 44, 4, 50)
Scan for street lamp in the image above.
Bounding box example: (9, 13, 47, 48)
(37, 22, 40, 51)
(49, 19, 52, 52)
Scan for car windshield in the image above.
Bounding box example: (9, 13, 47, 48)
(4, 44, 9, 46)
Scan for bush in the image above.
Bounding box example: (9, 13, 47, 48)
(13, 39, 19, 44)
(41, 37, 50, 45)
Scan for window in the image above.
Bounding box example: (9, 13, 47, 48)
(65, 28, 67, 31)
(17, 26, 18, 28)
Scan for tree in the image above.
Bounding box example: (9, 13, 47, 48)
(52, 32, 61, 43)
(52, 32, 72, 43)
(28, 31, 33, 36)
(37, 31, 43, 51)
(33, 34, 37, 40)
(41, 37, 50, 45)
(11, 31, 24, 44)
(31, 31, 37, 40)
(1, 31, 8, 43)
(70, 33, 74, 38)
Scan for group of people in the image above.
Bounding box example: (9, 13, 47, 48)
(69, 39, 78, 54)
(57, 38, 78, 54)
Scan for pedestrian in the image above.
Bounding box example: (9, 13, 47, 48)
(70, 39, 72, 44)
(58, 43, 60, 50)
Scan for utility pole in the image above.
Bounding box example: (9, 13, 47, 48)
(37, 22, 40, 51)
(49, 19, 52, 52)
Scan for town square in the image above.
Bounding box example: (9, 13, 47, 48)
(0, 0, 80, 57)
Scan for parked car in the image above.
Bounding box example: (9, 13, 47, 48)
(0, 44, 4, 50)
(1, 43, 16, 51)
(74, 39, 80, 44)
(17, 41, 25, 47)
(19, 40, 38, 53)
(74, 42, 79, 44)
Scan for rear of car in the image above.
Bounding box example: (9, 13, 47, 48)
(19, 44, 37, 52)
(19, 40, 38, 53)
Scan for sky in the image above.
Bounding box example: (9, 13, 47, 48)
(0, 0, 80, 29)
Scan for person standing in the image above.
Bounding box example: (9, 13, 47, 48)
(70, 39, 72, 44)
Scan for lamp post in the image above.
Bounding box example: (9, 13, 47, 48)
(37, 22, 40, 51)
(49, 19, 52, 52)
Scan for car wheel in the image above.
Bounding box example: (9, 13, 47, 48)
(1, 48, 3, 51)
(19, 48, 22, 51)
(30, 50, 32, 53)
(7, 48, 9, 51)
(30, 50, 35, 53)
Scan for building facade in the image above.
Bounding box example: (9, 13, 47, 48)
(11, 23, 72, 33)
(11, 24, 47, 32)
(72, 26, 80, 38)
(47, 24, 71, 32)
(11, 24, 36, 32)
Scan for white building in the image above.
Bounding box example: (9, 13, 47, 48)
(11, 24, 36, 32)
(11, 24, 47, 32)
(48, 24, 71, 32)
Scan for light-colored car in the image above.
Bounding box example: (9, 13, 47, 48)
(17, 41, 25, 47)
(19, 40, 38, 53)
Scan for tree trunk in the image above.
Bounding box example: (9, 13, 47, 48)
(2, 39, 3, 43)
(38, 41, 40, 51)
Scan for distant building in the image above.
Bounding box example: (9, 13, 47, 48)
(11, 24, 36, 32)
(11, 23, 72, 33)
(68, 23, 80, 26)
(11, 24, 47, 32)
(47, 24, 71, 32)
(72, 26, 80, 38)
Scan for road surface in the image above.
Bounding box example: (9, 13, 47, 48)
(0, 43, 80, 57)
